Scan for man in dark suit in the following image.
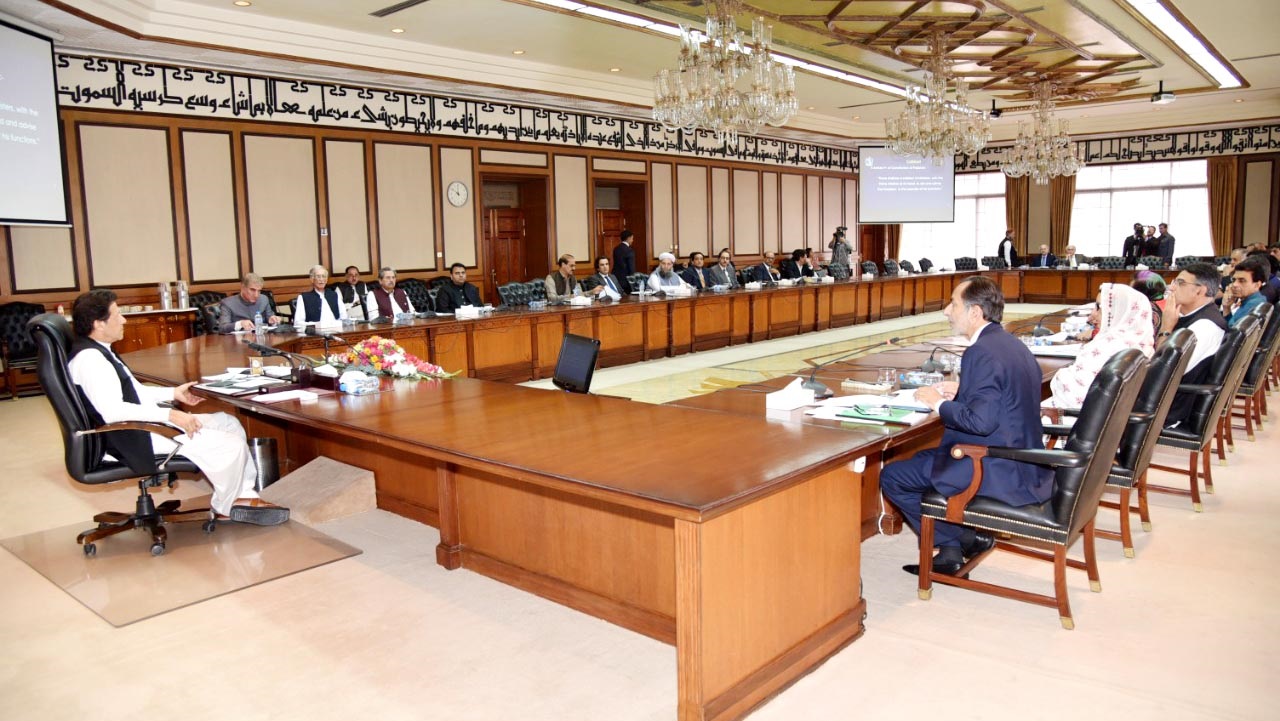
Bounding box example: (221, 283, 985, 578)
(779, 249, 814, 279)
(1121, 222, 1145, 266)
(706, 248, 740, 288)
(1155, 222, 1176, 266)
(435, 263, 482, 312)
(753, 251, 780, 282)
(1029, 244, 1058, 268)
(995, 229, 1020, 268)
(680, 252, 711, 290)
(880, 276, 1053, 576)
(586, 256, 625, 301)
(334, 265, 371, 319)
(612, 230, 636, 284)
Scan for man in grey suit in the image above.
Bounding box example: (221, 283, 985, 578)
(216, 273, 280, 332)
(706, 248, 739, 288)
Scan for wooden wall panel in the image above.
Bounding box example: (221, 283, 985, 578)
(553, 154, 589, 262)
(376, 142, 435, 271)
(761, 172, 779, 254)
(677, 164, 709, 256)
(594, 158, 645, 174)
(181, 131, 238, 282)
(79, 125, 177, 286)
(10, 226, 74, 290)
(325, 140, 370, 272)
(441, 147, 476, 268)
(480, 149, 547, 167)
(844, 179, 856, 230)
(245, 135, 317, 277)
(780, 174, 804, 250)
(732, 169, 760, 255)
(711, 167, 730, 252)
(1242, 160, 1274, 248)
(651, 162, 674, 257)
(806, 176, 821, 249)
(822, 177, 842, 241)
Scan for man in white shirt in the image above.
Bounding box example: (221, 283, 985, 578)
(67, 289, 287, 524)
(296, 265, 349, 324)
(1061, 245, 1086, 269)
(1159, 262, 1227, 428)
(648, 252, 691, 293)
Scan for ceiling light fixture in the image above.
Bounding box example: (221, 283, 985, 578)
(652, 0, 797, 146)
(233, 0, 251, 6)
(884, 29, 990, 163)
(391, 28, 405, 34)
(1150, 80, 1175, 104)
(512, 49, 525, 55)
(609, 67, 621, 72)
(1119, 0, 1241, 88)
(1000, 80, 1085, 185)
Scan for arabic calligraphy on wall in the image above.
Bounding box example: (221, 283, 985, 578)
(957, 125, 1280, 171)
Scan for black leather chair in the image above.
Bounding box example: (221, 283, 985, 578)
(1138, 255, 1167, 270)
(898, 260, 916, 274)
(1174, 255, 1201, 270)
(188, 291, 225, 335)
(626, 273, 649, 294)
(980, 256, 1008, 270)
(552, 333, 601, 394)
(527, 279, 549, 301)
(27, 313, 212, 556)
(1044, 330, 1196, 557)
(497, 282, 527, 307)
(1150, 314, 1263, 510)
(917, 349, 1147, 629)
(954, 257, 978, 271)
(1221, 302, 1275, 447)
(883, 259, 900, 275)
(1, 301, 46, 400)
(200, 303, 222, 337)
(918, 258, 934, 272)
(1096, 256, 1125, 270)
(860, 261, 879, 277)
(398, 278, 432, 314)
(1233, 300, 1280, 439)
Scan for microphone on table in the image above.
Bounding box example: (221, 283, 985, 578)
(1030, 309, 1088, 337)
(920, 346, 964, 373)
(246, 341, 319, 368)
(802, 336, 901, 400)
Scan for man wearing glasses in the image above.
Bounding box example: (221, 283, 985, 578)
(1159, 262, 1227, 428)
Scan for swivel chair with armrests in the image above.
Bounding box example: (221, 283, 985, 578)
(898, 260, 916, 274)
(918, 258, 934, 272)
(1232, 299, 1280, 438)
(188, 291, 225, 335)
(980, 256, 1008, 270)
(28, 313, 213, 557)
(917, 349, 1147, 628)
(1043, 330, 1196, 557)
(953, 257, 978, 271)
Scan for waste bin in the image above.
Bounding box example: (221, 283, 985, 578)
(249, 437, 280, 491)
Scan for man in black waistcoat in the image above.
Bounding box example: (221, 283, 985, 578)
(436, 263, 482, 312)
(297, 265, 348, 324)
(334, 265, 371, 320)
(1158, 263, 1227, 428)
(66, 289, 288, 524)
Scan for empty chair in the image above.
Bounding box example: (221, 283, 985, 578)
(0, 301, 46, 400)
(1174, 255, 1201, 269)
(188, 290, 226, 335)
(1149, 314, 1262, 510)
(954, 257, 978, 271)
(627, 273, 649, 293)
(917, 349, 1147, 628)
(28, 313, 212, 556)
(918, 258, 934, 272)
(980, 255, 1008, 270)
(398, 278, 432, 314)
(1096, 256, 1125, 270)
(527, 280, 548, 302)
(552, 334, 601, 394)
(497, 282, 527, 307)
(861, 261, 879, 277)
(1137, 255, 1166, 270)
(1232, 300, 1280, 438)
(898, 259, 916, 273)
(883, 259, 900, 275)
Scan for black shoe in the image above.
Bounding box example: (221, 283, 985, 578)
(902, 560, 968, 578)
(962, 531, 995, 560)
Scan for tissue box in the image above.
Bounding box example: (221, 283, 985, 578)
(744, 281, 763, 291)
(569, 295, 594, 306)
(339, 370, 380, 395)
(456, 305, 483, 318)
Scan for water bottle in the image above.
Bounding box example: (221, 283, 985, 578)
(176, 280, 189, 309)
(253, 311, 264, 336)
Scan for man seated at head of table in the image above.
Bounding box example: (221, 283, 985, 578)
(879, 276, 1051, 577)
(1159, 262, 1226, 429)
(217, 272, 281, 333)
(69, 289, 289, 525)
(366, 266, 415, 319)
(1044, 283, 1154, 411)
(545, 254, 582, 302)
(296, 265, 349, 325)
(648, 252, 691, 293)
(435, 263, 482, 313)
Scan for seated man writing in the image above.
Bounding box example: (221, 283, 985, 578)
(216, 272, 280, 333)
(68, 290, 288, 525)
(880, 276, 1052, 576)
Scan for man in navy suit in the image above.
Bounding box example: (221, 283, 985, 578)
(1029, 244, 1058, 268)
(881, 276, 1053, 577)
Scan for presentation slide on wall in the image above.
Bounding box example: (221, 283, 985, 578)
(0, 21, 69, 225)
(858, 147, 955, 223)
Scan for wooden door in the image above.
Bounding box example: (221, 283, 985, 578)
(595, 209, 626, 266)
(486, 208, 526, 297)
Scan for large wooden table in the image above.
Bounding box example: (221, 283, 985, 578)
(126, 335, 871, 721)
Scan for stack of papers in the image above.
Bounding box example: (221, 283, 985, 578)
(805, 390, 932, 426)
(195, 375, 287, 396)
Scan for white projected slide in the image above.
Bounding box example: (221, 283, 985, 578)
(0, 20, 68, 225)
(857, 147, 955, 223)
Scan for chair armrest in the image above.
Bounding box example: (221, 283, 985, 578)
(1129, 411, 1155, 423)
(946, 443, 1088, 523)
(1042, 424, 1073, 438)
(985, 446, 1090, 468)
(76, 420, 184, 440)
(1176, 383, 1222, 396)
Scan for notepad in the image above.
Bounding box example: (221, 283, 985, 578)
(837, 406, 917, 424)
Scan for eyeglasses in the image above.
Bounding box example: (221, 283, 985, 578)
(1170, 278, 1193, 287)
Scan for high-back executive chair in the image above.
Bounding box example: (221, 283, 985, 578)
(1232, 299, 1280, 439)
(1044, 330, 1196, 557)
(916, 349, 1147, 629)
(28, 313, 213, 557)
(0, 301, 46, 400)
(552, 334, 601, 394)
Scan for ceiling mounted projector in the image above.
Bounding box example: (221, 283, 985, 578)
(1151, 80, 1176, 105)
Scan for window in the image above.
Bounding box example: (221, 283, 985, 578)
(899, 172, 1006, 267)
(1068, 160, 1211, 258)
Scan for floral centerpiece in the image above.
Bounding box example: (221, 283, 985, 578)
(327, 336, 455, 380)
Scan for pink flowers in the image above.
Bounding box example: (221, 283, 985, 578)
(328, 336, 454, 380)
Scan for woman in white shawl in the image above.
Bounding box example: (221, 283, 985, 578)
(1044, 283, 1155, 409)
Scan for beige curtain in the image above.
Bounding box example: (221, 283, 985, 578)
(1049, 174, 1076, 254)
(1208, 156, 1238, 257)
(1004, 175, 1029, 255)
(885, 224, 901, 261)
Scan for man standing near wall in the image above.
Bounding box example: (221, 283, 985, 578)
(613, 230, 636, 283)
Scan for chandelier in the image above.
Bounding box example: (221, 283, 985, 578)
(652, 0, 797, 146)
(884, 29, 990, 163)
(1000, 81, 1085, 185)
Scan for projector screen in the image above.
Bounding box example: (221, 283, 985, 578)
(0, 20, 69, 226)
(857, 147, 954, 224)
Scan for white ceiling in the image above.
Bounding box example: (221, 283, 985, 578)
(4, 0, 1278, 147)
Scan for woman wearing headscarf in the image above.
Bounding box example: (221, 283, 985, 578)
(1044, 283, 1155, 409)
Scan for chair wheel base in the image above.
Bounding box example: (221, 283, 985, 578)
(1193, 502, 1204, 512)
(1123, 548, 1135, 559)
(1060, 617, 1075, 630)
(1090, 580, 1102, 592)
(1141, 521, 1152, 531)
(918, 588, 932, 600)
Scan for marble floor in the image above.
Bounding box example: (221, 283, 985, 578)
(2, 306, 1276, 721)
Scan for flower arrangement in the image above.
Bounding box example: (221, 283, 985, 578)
(327, 336, 455, 380)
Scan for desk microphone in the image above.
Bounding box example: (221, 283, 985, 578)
(802, 337, 901, 399)
(247, 340, 318, 368)
(920, 347, 964, 373)
(1030, 309, 1084, 337)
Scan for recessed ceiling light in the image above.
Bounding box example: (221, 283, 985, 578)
(609, 67, 620, 72)
(233, 0, 251, 6)
(512, 49, 525, 55)
(852, 116, 861, 120)
(1234, 98, 1244, 103)
(391, 28, 405, 34)
(806, 105, 815, 110)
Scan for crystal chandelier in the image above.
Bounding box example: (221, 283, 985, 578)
(884, 29, 990, 163)
(1000, 81, 1085, 185)
(652, 0, 797, 146)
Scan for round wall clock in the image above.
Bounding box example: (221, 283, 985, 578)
(447, 180, 469, 207)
